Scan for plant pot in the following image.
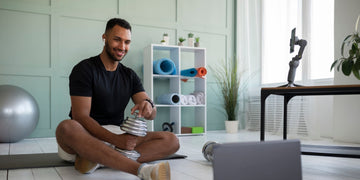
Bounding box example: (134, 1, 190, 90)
(225, 120, 239, 133)
(178, 42, 184, 46)
(188, 37, 194, 47)
(194, 42, 200, 47)
(163, 36, 169, 45)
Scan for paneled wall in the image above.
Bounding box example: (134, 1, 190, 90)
(0, 0, 234, 137)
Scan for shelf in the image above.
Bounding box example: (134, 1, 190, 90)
(152, 44, 206, 51)
(155, 104, 206, 108)
(144, 44, 207, 135)
(152, 74, 206, 80)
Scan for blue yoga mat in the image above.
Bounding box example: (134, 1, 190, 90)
(181, 68, 197, 77)
(153, 58, 176, 75)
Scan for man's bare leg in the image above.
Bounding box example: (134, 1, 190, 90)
(135, 131, 180, 163)
(56, 120, 140, 175)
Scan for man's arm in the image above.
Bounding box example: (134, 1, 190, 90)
(71, 96, 136, 150)
(131, 92, 156, 120)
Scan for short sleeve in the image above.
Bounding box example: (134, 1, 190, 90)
(69, 62, 93, 97)
(130, 69, 145, 96)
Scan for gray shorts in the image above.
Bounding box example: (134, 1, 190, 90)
(57, 125, 125, 162)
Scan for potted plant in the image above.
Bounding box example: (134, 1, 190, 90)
(188, 33, 194, 47)
(194, 37, 200, 47)
(163, 33, 169, 45)
(160, 39, 166, 45)
(178, 37, 186, 46)
(331, 15, 360, 79)
(211, 58, 241, 133)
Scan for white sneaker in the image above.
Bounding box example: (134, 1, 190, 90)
(74, 155, 101, 174)
(138, 162, 171, 180)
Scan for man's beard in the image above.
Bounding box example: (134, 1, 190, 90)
(105, 42, 125, 62)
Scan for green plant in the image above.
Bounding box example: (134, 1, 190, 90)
(195, 37, 200, 43)
(331, 15, 360, 79)
(179, 37, 186, 42)
(163, 33, 168, 36)
(211, 58, 241, 121)
(188, 33, 194, 38)
(160, 39, 166, 43)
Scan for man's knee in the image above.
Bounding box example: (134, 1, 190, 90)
(56, 119, 81, 138)
(163, 132, 180, 152)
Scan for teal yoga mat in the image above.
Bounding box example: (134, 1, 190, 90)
(180, 68, 197, 77)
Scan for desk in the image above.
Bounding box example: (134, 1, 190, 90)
(260, 84, 360, 157)
(261, 84, 360, 140)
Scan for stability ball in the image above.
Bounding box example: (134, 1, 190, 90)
(0, 85, 39, 143)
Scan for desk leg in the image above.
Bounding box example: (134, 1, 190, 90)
(283, 96, 293, 140)
(260, 92, 268, 141)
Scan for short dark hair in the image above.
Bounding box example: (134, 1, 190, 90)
(105, 18, 132, 33)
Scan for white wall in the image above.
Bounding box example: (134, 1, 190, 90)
(333, 0, 360, 143)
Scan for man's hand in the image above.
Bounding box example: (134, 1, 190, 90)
(131, 100, 153, 118)
(115, 133, 138, 150)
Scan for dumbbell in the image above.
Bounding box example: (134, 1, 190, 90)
(115, 113, 147, 161)
(202, 141, 219, 162)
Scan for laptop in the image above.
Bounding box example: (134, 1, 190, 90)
(212, 139, 302, 180)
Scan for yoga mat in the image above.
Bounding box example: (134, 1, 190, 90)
(181, 68, 197, 77)
(156, 93, 180, 105)
(0, 153, 73, 170)
(195, 67, 207, 78)
(0, 153, 187, 170)
(153, 58, 176, 75)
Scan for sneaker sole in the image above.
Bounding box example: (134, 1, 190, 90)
(151, 162, 171, 180)
(74, 156, 100, 174)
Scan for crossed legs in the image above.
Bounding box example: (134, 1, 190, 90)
(55, 119, 179, 175)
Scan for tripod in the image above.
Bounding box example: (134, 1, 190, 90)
(280, 38, 307, 87)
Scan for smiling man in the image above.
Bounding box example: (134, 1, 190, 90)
(55, 18, 179, 180)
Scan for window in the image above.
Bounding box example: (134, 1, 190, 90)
(261, 0, 334, 84)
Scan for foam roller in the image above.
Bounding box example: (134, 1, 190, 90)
(153, 58, 176, 75)
(156, 93, 180, 105)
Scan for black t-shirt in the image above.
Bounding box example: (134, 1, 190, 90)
(69, 55, 145, 125)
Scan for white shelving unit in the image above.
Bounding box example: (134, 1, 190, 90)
(143, 44, 206, 135)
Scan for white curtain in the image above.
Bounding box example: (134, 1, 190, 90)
(236, 0, 262, 129)
(237, 0, 334, 139)
(237, 0, 334, 138)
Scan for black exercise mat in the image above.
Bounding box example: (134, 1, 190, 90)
(0, 153, 187, 170)
(301, 144, 360, 158)
(0, 153, 73, 170)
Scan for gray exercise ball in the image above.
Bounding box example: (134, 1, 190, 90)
(0, 85, 39, 143)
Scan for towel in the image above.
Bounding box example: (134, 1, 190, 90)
(191, 91, 205, 105)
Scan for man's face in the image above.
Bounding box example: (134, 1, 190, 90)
(103, 25, 131, 62)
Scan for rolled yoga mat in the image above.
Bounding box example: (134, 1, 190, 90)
(195, 67, 207, 78)
(180, 68, 197, 77)
(153, 58, 176, 75)
(156, 93, 180, 105)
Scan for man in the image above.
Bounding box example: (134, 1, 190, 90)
(56, 18, 179, 180)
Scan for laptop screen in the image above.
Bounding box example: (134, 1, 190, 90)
(212, 139, 302, 180)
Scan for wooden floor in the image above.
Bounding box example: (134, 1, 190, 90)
(1, 130, 360, 180)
